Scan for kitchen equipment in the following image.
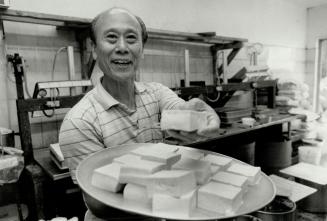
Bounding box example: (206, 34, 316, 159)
(224, 214, 262, 221)
(280, 162, 327, 213)
(76, 143, 276, 220)
(215, 107, 253, 126)
(0, 127, 15, 147)
(255, 196, 296, 221)
(255, 138, 292, 175)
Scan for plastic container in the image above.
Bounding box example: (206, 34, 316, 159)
(297, 178, 327, 213)
(241, 117, 256, 127)
(255, 138, 292, 174)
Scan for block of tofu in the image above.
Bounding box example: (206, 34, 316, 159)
(131, 143, 179, 155)
(203, 154, 232, 170)
(227, 163, 261, 185)
(212, 171, 249, 192)
(198, 181, 243, 215)
(178, 149, 205, 160)
(91, 163, 123, 193)
(172, 158, 211, 185)
(120, 170, 197, 197)
(153, 190, 197, 217)
(131, 144, 181, 168)
(149, 170, 197, 197)
(113, 154, 141, 165)
(210, 165, 221, 175)
(132, 148, 181, 168)
(160, 110, 209, 132)
(123, 183, 151, 205)
(120, 158, 165, 175)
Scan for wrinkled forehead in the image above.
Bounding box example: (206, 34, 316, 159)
(94, 9, 142, 35)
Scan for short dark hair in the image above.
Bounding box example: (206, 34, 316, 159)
(89, 9, 148, 46)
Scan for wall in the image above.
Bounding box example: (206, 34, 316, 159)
(0, 0, 308, 148)
(306, 5, 327, 104)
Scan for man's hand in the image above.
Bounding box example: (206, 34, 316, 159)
(167, 98, 220, 143)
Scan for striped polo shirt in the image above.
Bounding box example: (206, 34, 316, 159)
(59, 80, 184, 183)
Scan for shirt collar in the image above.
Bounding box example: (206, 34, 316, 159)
(94, 78, 147, 110)
(134, 81, 147, 94)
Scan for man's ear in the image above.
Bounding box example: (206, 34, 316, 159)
(92, 50, 98, 60)
(91, 45, 98, 60)
(90, 38, 97, 60)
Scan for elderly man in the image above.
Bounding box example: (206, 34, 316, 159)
(59, 7, 220, 220)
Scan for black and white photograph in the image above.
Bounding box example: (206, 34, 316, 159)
(1, 0, 327, 220)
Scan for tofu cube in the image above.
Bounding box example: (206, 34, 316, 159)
(153, 190, 197, 217)
(91, 163, 123, 193)
(227, 163, 261, 185)
(210, 165, 221, 175)
(160, 110, 209, 132)
(198, 182, 243, 215)
(172, 158, 211, 185)
(203, 154, 232, 170)
(149, 170, 197, 197)
(123, 183, 151, 205)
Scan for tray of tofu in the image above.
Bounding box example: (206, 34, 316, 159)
(76, 143, 276, 220)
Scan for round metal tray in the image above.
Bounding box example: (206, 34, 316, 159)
(76, 143, 276, 220)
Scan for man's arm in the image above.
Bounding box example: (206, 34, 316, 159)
(59, 118, 104, 183)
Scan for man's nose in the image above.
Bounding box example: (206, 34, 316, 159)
(115, 37, 128, 54)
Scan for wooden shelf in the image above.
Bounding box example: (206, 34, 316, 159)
(0, 9, 247, 45)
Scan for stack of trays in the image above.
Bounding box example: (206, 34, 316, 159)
(50, 143, 68, 170)
(215, 107, 253, 126)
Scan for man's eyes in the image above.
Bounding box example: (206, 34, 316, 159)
(105, 33, 138, 43)
(106, 34, 118, 41)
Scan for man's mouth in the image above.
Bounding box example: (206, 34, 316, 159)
(111, 59, 132, 66)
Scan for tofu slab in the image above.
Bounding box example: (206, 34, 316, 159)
(153, 190, 197, 217)
(198, 181, 243, 215)
(113, 154, 141, 165)
(178, 149, 205, 160)
(91, 163, 124, 193)
(131, 144, 181, 168)
(212, 171, 249, 192)
(227, 163, 261, 185)
(203, 154, 232, 170)
(120, 158, 165, 175)
(119, 170, 197, 197)
(131, 143, 179, 155)
(172, 157, 211, 185)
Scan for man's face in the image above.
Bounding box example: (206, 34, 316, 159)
(94, 10, 143, 82)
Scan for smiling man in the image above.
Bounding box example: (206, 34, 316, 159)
(58, 8, 220, 219)
(59, 7, 220, 184)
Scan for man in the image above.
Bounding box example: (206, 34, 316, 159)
(59, 7, 220, 220)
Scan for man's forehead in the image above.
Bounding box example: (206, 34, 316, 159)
(98, 8, 140, 28)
